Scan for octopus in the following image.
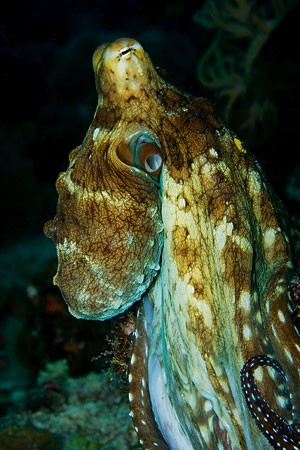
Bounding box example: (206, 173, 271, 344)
(44, 38, 300, 449)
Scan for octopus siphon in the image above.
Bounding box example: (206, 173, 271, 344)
(44, 38, 300, 449)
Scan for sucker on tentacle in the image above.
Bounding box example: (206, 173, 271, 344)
(241, 355, 300, 449)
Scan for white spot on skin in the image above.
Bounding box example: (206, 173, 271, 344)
(240, 291, 251, 310)
(204, 400, 212, 412)
(198, 300, 213, 328)
(271, 324, 279, 340)
(126, 233, 134, 245)
(188, 284, 195, 294)
(57, 238, 77, 255)
(232, 234, 251, 251)
(101, 190, 110, 198)
(214, 217, 234, 251)
(256, 311, 262, 324)
(276, 395, 288, 408)
(275, 284, 285, 294)
(278, 310, 286, 323)
(209, 147, 219, 158)
(92, 127, 100, 141)
(219, 377, 230, 393)
(267, 367, 277, 381)
(130, 353, 136, 365)
(243, 325, 252, 340)
(248, 169, 263, 199)
(178, 197, 186, 209)
(264, 228, 276, 248)
(233, 408, 242, 426)
(284, 348, 294, 364)
(254, 366, 263, 382)
(128, 373, 132, 383)
(129, 392, 133, 402)
(202, 162, 213, 178)
(136, 274, 145, 284)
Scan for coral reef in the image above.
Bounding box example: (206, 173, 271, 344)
(0, 361, 139, 450)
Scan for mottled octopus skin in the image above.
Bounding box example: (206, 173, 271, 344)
(44, 38, 300, 449)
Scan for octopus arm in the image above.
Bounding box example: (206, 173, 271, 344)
(241, 355, 300, 449)
(128, 300, 169, 449)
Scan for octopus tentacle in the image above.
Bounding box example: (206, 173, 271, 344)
(241, 355, 300, 449)
(128, 300, 168, 450)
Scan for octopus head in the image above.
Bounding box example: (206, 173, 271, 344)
(44, 39, 166, 320)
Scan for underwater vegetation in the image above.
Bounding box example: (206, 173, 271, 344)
(194, 0, 299, 143)
(0, 359, 139, 450)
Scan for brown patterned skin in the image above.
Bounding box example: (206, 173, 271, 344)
(44, 38, 300, 449)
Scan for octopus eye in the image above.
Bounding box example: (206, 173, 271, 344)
(137, 141, 163, 175)
(117, 133, 164, 177)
